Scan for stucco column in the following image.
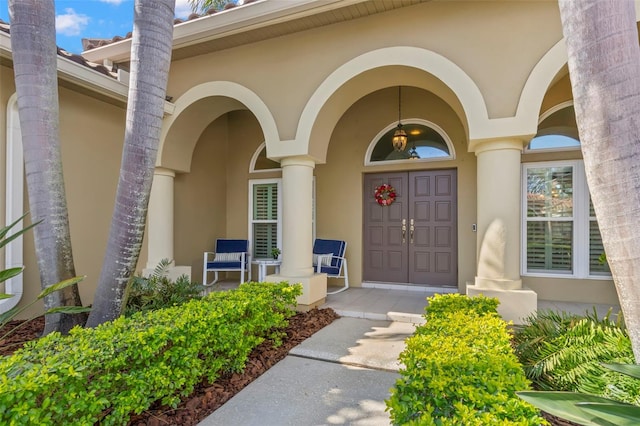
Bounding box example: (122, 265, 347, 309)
(280, 156, 315, 277)
(467, 137, 537, 325)
(144, 167, 191, 280)
(267, 155, 326, 308)
(146, 168, 175, 268)
(473, 138, 524, 284)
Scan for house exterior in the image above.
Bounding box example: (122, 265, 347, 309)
(1, 0, 633, 319)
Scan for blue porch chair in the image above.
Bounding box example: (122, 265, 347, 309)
(313, 239, 349, 294)
(202, 239, 250, 286)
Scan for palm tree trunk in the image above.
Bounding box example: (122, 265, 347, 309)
(9, 0, 84, 334)
(86, 0, 176, 327)
(559, 0, 640, 361)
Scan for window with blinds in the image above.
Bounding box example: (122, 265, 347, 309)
(589, 198, 610, 275)
(250, 180, 281, 259)
(522, 161, 610, 278)
(525, 165, 574, 273)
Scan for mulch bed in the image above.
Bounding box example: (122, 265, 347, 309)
(1, 310, 578, 425)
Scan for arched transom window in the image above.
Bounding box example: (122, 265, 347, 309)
(365, 119, 454, 165)
(527, 102, 580, 152)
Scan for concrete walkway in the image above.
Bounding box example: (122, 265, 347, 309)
(199, 285, 621, 425)
(198, 317, 417, 426)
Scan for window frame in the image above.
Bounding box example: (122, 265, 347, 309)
(524, 101, 581, 154)
(248, 178, 282, 259)
(364, 118, 455, 166)
(248, 177, 316, 260)
(521, 160, 611, 280)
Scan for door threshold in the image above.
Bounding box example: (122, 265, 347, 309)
(362, 282, 458, 294)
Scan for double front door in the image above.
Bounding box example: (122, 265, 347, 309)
(363, 170, 457, 287)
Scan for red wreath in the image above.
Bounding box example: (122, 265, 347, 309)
(375, 184, 397, 206)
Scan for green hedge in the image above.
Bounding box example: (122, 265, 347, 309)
(386, 294, 546, 425)
(0, 282, 301, 425)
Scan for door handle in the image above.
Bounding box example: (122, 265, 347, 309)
(401, 219, 406, 243)
(410, 218, 414, 244)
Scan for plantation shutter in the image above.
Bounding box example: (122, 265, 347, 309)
(588, 198, 610, 275)
(252, 183, 278, 258)
(525, 166, 574, 273)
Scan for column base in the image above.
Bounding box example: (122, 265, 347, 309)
(142, 266, 192, 282)
(466, 281, 537, 325)
(474, 277, 522, 290)
(265, 272, 327, 309)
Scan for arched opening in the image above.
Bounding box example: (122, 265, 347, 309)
(366, 119, 454, 164)
(526, 102, 580, 152)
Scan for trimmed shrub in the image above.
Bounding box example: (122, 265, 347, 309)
(386, 294, 545, 425)
(422, 292, 499, 319)
(0, 282, 301, 426)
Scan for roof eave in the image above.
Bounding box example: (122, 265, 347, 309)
(82, 0, 368, 63)
(2, 32, 174, 115)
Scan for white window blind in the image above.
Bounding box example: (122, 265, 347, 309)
(525, 165, 574, 273)
(250, 180, 280, 259)
(522, 161, 610, 278)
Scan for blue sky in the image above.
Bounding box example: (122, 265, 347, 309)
(0, 0, 196, 54)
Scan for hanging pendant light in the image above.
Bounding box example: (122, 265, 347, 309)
(392, 86, 407, 152)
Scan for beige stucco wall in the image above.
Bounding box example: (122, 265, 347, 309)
(2, 81, 127, 318)
(174, 110, 272, 282)
(2, 0, 622, 317)
(166, 1, 564, 141)
(161, 0, 615, 303)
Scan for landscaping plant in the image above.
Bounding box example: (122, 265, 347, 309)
(123, 258, 204, 316)
(0, 214, 89, 340)
(513, 309, 639, 404)
(386, 294, 545, 425)
(0, 282, 302, 425)
(519, 363, 640, 426)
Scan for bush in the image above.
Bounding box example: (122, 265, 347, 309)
(513, 309, 639, 403)
(124, 259, 204, 316)
(386, 294, 545, 425)
(0, 282, 302, 425)
(422, 292, 499, 319)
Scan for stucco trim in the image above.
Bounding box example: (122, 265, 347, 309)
(158, 81, 279, 172)
(515, 39, 568, 135)
(1, 94, 24, 314)
(296, 46, 486, 162)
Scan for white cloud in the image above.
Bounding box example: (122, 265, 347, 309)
(55, 8, 90, 36)
(99, 0, 125, 4)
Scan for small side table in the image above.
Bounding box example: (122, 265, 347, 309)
(252, 258, 282, 282)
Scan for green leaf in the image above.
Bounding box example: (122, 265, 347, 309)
(0, 212, 29, 239)
(0, 266, 24, 284)
(0, 292, 14, 300)
(45, 306, 91, 315)
(0, 306, 20, 324)
(0, 215, 41, 250)
(602, 363, 640, 380)
(37, 276, 86, 299)
(517, 391, 624, 426)
(578, 403, 640, 425)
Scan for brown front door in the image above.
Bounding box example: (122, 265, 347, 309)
(363, 170, 457, 287)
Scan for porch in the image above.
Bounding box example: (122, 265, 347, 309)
(206, 282, 621, 324)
